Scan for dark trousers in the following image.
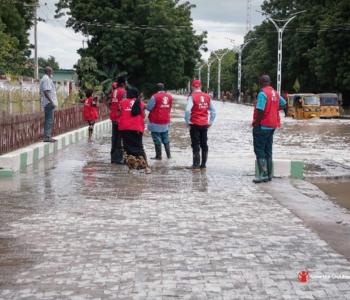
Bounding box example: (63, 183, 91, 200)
(190, 125, 208, 153)
(253, 126, 275, 159)
(111, 121, 122, 162)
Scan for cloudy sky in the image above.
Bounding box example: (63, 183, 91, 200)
(30, 0, 266, 69)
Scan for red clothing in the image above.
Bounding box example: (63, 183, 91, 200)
(148, 92, 172, 124)
(190, 92, 211, 125)
(110, 87, 126, 122)
(118, 98, 145, 133)
(252, 86, 281, 128)
(83, 96, 98, 121)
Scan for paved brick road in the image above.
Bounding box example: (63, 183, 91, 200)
(1, 99, 350, 299)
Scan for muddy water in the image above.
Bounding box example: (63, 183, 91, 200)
(309, 180, 350, 210)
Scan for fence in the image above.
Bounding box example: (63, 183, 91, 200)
(0, 105, 110, 155)
(0, 76, 76, 115)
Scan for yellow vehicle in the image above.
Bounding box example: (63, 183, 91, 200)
(319, 93, 340, 118)
(292, 94, 321, 119)
(286, 94, 295, 117)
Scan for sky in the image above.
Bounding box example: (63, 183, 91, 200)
(30, 0, 266, 69)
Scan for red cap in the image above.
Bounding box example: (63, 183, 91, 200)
(191, 80, 201, 88)
(112, 82, 118, 88)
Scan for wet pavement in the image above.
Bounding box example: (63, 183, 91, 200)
(1, 97, 350, 299)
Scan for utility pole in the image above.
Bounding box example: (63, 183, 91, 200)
(257, 10, 306, 94)
(212, 49, 230, 100)
(24, 2, 47, 79)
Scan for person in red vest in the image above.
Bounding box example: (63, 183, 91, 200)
(106, 77, 127, 164)
(83, 89, 99, 142)
(252, 75, 286, 183)
(226, 91, 231, 101)
(118, 87, 151, 175)
(185, 80, 216, 171)
(146, 83, 173, 160)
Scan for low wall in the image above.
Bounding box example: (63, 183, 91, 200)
(0, 105, 110, 155)
(0, 120, 111, 176)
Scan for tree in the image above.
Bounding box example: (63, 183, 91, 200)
(94, 64, 127, 94)
(74, 56, 99, 88)
(55, 0, 207, 96)
(0, 0, 35, 54)
(27, 56, 60, 70)
(0, 21, 26, 75)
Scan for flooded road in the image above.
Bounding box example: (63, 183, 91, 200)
(1, 96, 350, 298)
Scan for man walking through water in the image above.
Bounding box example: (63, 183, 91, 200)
(252, 75, 286, 183)
(185, 80, 216, 171)
(146, 83, 173, 160)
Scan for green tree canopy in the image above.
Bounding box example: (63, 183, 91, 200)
(55, 0, 207, 96)
(0, 20, 26, 75)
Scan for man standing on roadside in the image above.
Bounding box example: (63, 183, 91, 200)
(185, 80, 216, 171)
(146, 83, 173, 160)
(107, 77, 127, 164)
(252, 75, 286, 183)
(40, 66, 58, 142)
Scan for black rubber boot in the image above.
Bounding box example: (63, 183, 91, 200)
(253, 158, 269, 183)
(164, 143, 171, 159)
(188, 152, 200, 171)
(266, 158, 273, 181)
(200, 151, 208, 170)
(151, 144, 162, 160)
(116, 149, 125, 164)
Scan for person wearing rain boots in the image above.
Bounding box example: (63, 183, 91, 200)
(146, 83, 173, 160)
(185, 80, 216, 171)
(252, 75, 286, 183)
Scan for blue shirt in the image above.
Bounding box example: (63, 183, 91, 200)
(185, 91, 216, 124)
(256, 89, 286, 129)
(146, 92, 171, 132)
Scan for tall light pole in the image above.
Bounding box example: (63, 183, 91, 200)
(207, 59, 215, 93)
(258, 10, 306, 94)
(24, 1, 47, 80)
(227, 38, 255, 98)
(212, 49, 230, 100)
(197, 64, 205, 82)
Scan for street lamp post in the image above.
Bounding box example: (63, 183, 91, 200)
(212, 50, 230, 100)
(258, 10, 306, 94)
(228, 38, 255, 98)
(207, 60, 215, 93)
(198, 64, 205, 82)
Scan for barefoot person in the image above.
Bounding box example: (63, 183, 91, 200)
(83, 89, 99, 142)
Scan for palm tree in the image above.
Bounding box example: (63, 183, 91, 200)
(94, 64, 127, 94)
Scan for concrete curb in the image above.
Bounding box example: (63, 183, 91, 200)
(0, 120, 111, 176)
(255, 159, 304, 180)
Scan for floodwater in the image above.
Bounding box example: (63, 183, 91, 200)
(175, 96, 350, 210)
(310, 179, 350, 210)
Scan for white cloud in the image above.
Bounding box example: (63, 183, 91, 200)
(28, 0, 266, 69)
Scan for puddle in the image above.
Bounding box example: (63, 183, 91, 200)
(308, 179, 350, 210)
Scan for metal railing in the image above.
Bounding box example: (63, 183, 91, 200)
(0, 104, 110, 155)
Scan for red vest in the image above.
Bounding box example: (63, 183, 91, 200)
(110, 87, 126, 121)
(252, 86, 281, 128)
(83, 96, 98, 121)
(190, 92, 211, 125)
(148, 92, 172, 124)
(118, 98, 145, 133)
